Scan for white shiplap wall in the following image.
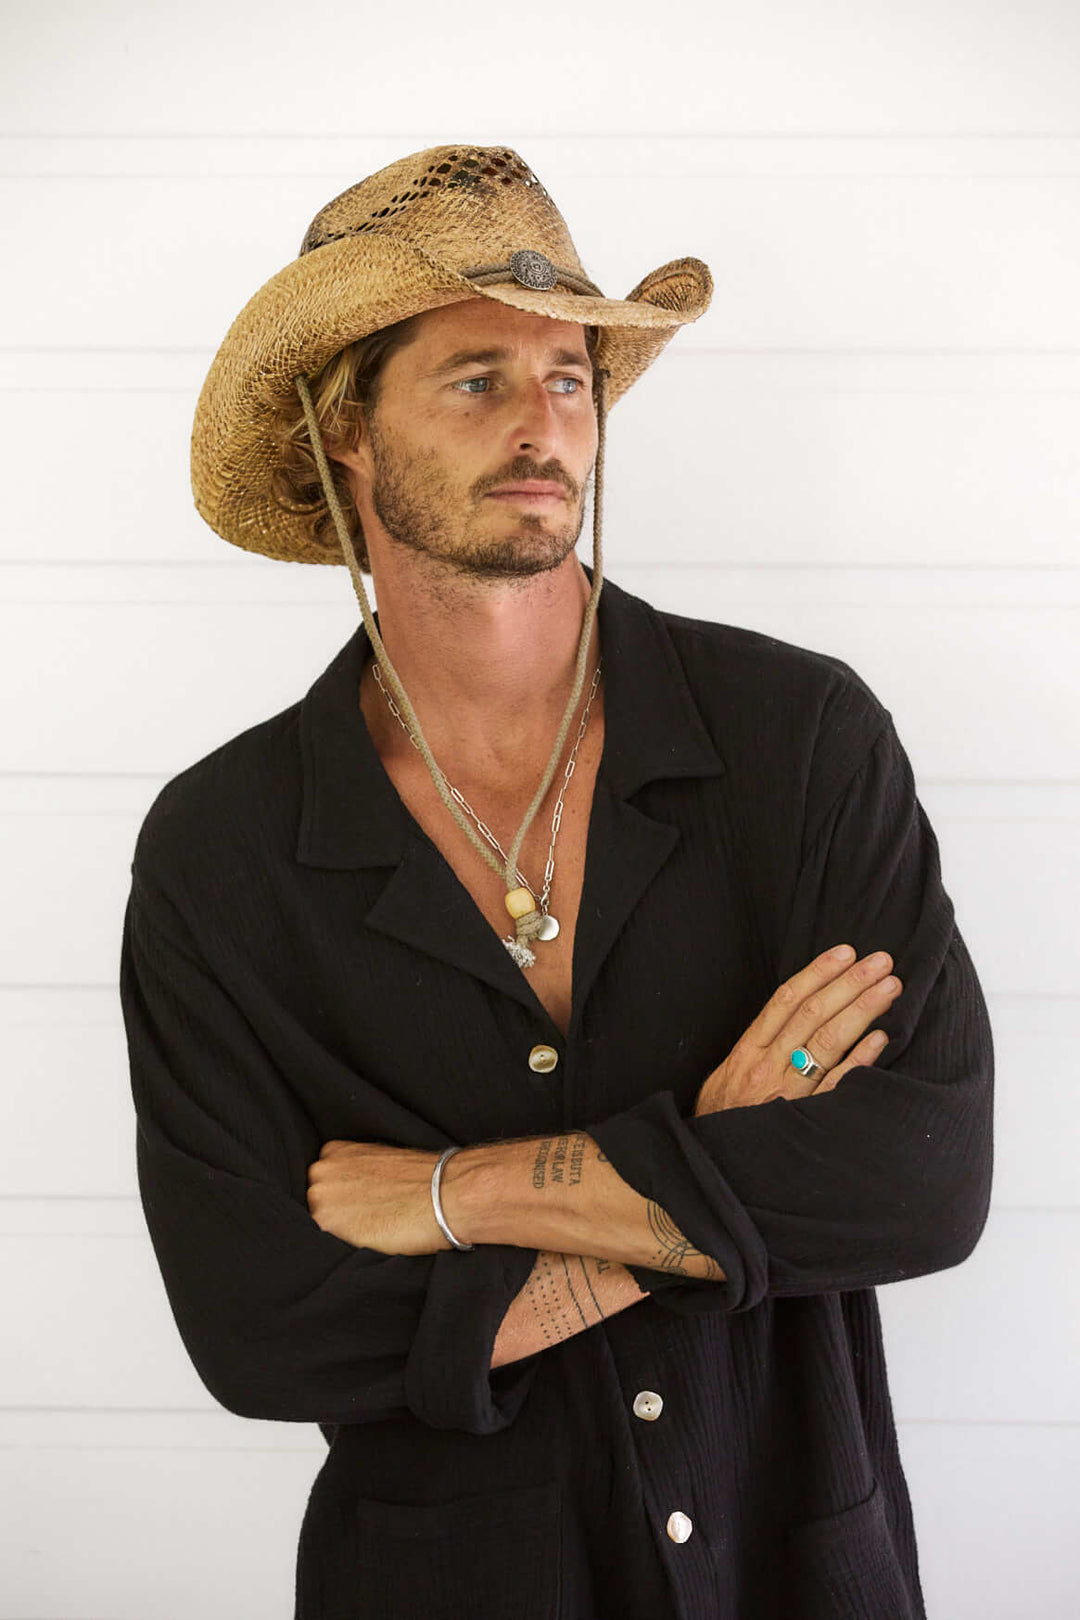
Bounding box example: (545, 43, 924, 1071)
(3, 3, 1079, 1616)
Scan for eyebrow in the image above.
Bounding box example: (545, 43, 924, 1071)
(425, 345, 592, 378)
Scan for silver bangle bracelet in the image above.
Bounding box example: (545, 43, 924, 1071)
(431, 1145, 475, 1251)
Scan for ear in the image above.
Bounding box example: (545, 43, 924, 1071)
(323, 417, 366, 472)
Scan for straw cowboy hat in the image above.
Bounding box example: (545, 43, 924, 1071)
(191, 142, 712, 564)
(188, 142, 714, 967)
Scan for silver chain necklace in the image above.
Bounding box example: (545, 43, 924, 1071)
(372, 659, 603, 969)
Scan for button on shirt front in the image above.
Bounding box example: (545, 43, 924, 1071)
(120, 567, 993, 1619)
(633, 1389, 664, 1421)
(666, 1512, 694, 1544)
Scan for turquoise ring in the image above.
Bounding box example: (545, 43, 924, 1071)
(789, 1046, 822, 1080)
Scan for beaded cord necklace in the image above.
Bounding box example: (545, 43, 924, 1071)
(372, 658, 603, 968)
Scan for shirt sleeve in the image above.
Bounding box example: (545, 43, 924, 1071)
(589, 696, 995, 1314)
(120, 878, 540, 1434)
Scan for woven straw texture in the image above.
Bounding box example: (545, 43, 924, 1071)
(190, 144, 713, 564)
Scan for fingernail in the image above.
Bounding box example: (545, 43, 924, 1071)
(832, 945, 855, 962)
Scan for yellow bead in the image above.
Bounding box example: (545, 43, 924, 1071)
(504, 886, 536, 920)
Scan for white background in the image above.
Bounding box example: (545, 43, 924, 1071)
(2, 1, 1078, 1616)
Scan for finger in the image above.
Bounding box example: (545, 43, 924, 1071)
(812, 1031, 890, 1094)
(749, 945, 867, 1050)
(794, 975, 902, 1077)
(761, 948, 896, 1059)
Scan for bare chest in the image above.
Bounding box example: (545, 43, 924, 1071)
(373, 709, 605, 1041)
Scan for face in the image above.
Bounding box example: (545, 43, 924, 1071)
(330, 298, 599, 581)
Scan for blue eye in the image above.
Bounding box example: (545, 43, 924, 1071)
(452, 376, 582, 395)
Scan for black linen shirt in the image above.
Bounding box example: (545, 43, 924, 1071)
(120, 567, 994, 1620)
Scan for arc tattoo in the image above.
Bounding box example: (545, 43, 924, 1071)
(646, 1201, 725, 1280)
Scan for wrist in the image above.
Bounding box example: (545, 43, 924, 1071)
(441, 1138, 571, 1249)
(424, 1146, 471, 1251)
(438, 1134, 642, 1258)
(437, 1142, 510, 1248)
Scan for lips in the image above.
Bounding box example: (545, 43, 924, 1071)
(488, 485, 567, 500)
(489, 492, 564, 503)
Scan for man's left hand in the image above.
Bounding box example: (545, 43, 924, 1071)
(306, 1141, 454, 1254)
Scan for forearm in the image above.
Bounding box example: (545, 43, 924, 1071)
(491, 1250, 647, 1369)
(443, 1130, 725, 1282)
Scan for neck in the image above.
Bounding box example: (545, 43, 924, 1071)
(361, 555, 601, 782)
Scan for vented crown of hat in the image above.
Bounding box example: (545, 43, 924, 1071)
(298, 145, 585, 282)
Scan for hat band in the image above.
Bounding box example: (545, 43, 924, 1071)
(462, 250, 603, 298)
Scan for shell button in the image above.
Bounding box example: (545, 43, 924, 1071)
(632, 1390, 663, 1422)
(528, 1044, 559, 1074)
(666, 1511, 693, 1544)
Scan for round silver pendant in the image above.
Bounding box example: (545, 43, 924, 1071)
(536, 912, 560, 941)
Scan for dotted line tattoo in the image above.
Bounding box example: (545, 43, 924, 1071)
(523, 1250, 606, 1347)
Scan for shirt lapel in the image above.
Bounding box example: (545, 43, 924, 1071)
(296, 568, 726, 1034)
(557, 570, 729, 1033)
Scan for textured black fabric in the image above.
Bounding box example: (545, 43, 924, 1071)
(120, 567, 994, 1619)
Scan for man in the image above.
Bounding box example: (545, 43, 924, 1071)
(121, 145, 994, 1619)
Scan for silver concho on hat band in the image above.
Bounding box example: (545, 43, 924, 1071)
(508, 249, 559, 290)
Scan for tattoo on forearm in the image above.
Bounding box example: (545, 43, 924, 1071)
(531, 1132, 587, 1190)
(526, 1134, 722, 1282)
(523, 1250, 608, 1348)
(569, 1250, 605, 1315)
(531, 1138, 549, 1188)
(646, 1200, 725, 1280)
(566, 1250, 592, 1328)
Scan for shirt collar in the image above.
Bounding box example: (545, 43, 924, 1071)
(296, 567, 726, 871)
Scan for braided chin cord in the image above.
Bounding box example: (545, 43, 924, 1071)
(292, 330, 608, 954)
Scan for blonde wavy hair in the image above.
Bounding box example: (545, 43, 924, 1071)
(266, 312, 601, 572)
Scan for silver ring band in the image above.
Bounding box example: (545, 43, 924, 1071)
(789, 1046, 822, 1080)
(431, 1146, 475, 1251)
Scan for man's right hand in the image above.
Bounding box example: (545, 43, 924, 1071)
(692, 945, 903, 1117)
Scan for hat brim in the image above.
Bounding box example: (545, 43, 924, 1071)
(191, 236, 712, 564)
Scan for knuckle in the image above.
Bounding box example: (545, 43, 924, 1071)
(857, 955, 889, 981)
(801, 994, 824, 1022)
(812, 1022, 842, 1056)
(774, 980, 797, 1008)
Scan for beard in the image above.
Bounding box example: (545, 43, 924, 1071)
(367, 422, 588, 582)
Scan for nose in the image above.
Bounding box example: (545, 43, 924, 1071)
(506, 377, 584, 461)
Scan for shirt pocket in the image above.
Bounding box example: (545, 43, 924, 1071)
(309, 1478, 563, 1620)
(780, 1477, 920, 1620)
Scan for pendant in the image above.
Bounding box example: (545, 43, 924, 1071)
(503, 936, 537, 969)
(536, 913, 560, 941)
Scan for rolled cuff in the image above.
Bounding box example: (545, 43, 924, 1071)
(589, 1089, 769, 1315)
(405, 1241, 542, 1431)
